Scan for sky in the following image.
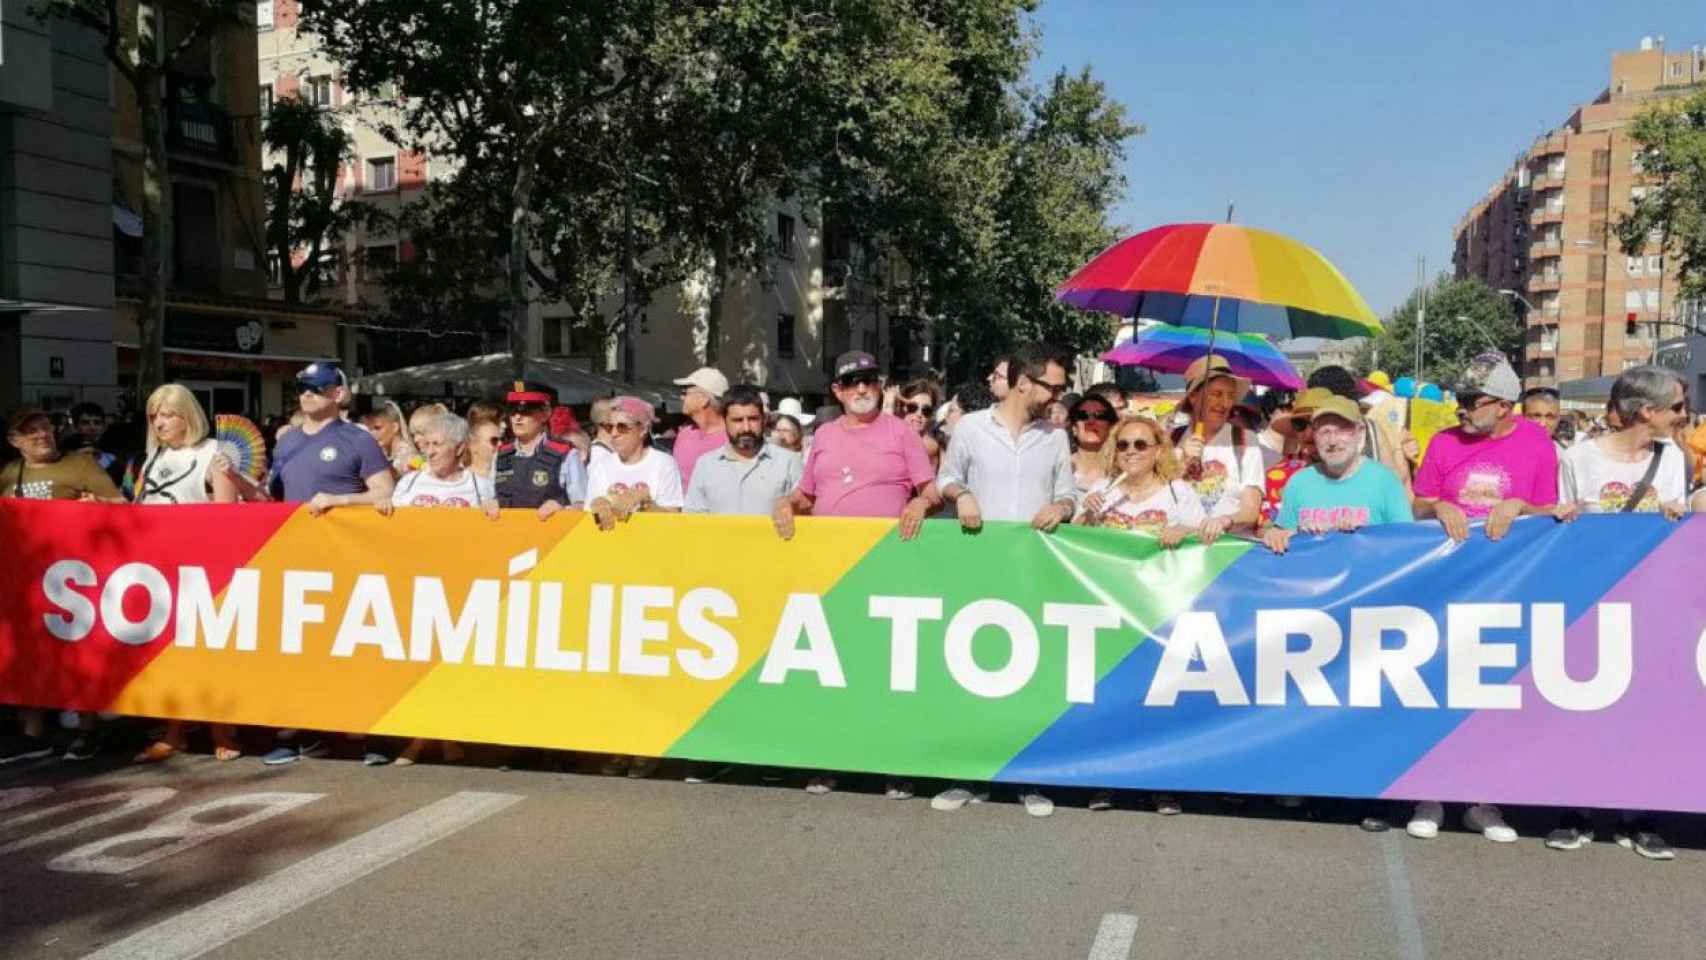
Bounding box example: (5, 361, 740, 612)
(1029, 0, 1704, 316)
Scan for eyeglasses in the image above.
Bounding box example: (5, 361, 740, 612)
(1457, 395, 1500, 413)
(1031, 379, 1069, 400)
(608, 421, 643, 435)
(1071, 409, 1117, 425)
(1114, 438, 1156, 453)
(1287, 415, 1313, 431)
(1669, 401, 1688, 413)
(902, 401, 934, 416)
(297, 383, 327, 397)
(836, 372, 881, 390)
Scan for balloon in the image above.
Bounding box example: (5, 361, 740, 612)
(1419, 383, 1444, 402)
(1367, 370, 1394, 391)
(1393, 376, 1417, 398)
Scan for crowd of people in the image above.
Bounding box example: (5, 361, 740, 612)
(1, 344, 1699, 859)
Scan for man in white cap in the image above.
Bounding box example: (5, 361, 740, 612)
(672, 366, 730, 488)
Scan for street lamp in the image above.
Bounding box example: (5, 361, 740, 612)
(1455, 315, 1507, 354)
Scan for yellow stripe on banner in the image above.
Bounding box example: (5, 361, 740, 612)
(369, 513, 891, 755)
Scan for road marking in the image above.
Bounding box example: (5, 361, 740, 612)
(1088, 913, 1139, 960)
(0, 786, 54, 813)
(1380, 832, 1427, 960)
(50, 792, 325, 875)
(79, 790, 523, 960)
(0, 788, 177, 854)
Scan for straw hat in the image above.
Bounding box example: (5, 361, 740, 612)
(1182, 355, 1252, 400)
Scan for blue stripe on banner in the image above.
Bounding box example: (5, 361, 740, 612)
(996, 516, 1680, 797)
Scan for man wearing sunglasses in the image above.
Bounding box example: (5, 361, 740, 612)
(772, 350, 936, 541)
(495, 380, 585, 520)
(1412, 352, 1557, 543)
(270, 362, 394, 514)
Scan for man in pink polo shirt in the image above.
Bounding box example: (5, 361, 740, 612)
(772, 350, 936, 540)
(672, 365, 729, 488)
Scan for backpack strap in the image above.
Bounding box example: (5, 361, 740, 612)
(1622, 442, 1666, 513)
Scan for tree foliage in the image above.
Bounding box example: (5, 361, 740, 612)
(1616, 88, 1706, 310)
(263, 95, 377, 303)
(1353, 276, 1522, 387)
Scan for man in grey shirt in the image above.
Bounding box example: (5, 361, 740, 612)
(936, 342, 1077, 533)
(685, 384, 802, 516)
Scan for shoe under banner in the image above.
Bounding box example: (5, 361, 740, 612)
(0, 502, 1696, 813)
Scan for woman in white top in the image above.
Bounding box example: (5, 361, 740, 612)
(586, 395, 683, 532)
(1173, 356, 1264, 543)
(1557, 366, 1690, 520)
(1067, 393, 1118, 496)
(1078, 414, 1206, 548)
(133, 385, 241, 764)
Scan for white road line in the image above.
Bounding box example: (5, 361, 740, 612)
(1088, 912, 1139, 960)
(1380, 832, 1427, 960)
(79, 790, 523, 960)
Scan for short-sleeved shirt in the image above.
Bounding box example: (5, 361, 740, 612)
(1084, 478, 1205, 533)
(1178, 422, 1266, 519)
(935, 408, 1075, 522)
(587, 446, 685, 509)
(0, 452, 121, 501)
(270, 419, 391, 503)
(684, 443, 802, 515)
(393, 468, 496, 508)
(1413, 418, 1558, 517)
(673, 424, 727, 489)
(1276, 458, 1412, 532)
(796, 412, 934, 518)
(1560, 437, 1689, 513)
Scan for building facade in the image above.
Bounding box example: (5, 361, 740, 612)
(1453, 36, 1706, 390)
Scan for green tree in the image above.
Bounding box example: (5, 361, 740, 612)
(263, 95, 377, 304)
(33, 0, 252, 396)
(1354, 276, 1521, 387)
(1615, 88, 1706, 313)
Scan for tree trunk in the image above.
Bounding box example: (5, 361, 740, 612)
(137, 74, 171, 399)
(507, 136, 541, 381)
(705, 232, 729, 364)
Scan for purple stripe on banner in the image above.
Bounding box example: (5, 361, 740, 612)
(1382, 519, 1701, 811)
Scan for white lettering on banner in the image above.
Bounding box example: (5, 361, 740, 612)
(331, 574, 405, 660)
(101, 562, 173, 645)
(586, 583, 614, 672)
(1043, 603, 1120, 705)
(1146, 611, 1251, 706)
(1531, 603, 1632, 711)
(618, 585, 674, 677)
(41, 559, 96, 640)
(1348, 607, 1440, 708)
(1447, 603, 1523, 710)
(1256, 609, 1343, 706)
(869, 595, 944, 693)
(532, 581, 580, 671)
(503, 579, 531, 668)
(49, 792, 323, 875)
(760, 593, 845, 687)
(175, 567, 259, 651)
(944, 599, 1041, 699)
(408, 577, 499, 665)
(281, 569, 333, 654)
(676, 588, 738, 681)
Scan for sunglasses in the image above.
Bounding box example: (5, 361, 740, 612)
(1287, 415, 1313, 431)
(1669, 401, 1688, 413)
(902, 401, 934, 417)
(1072, 409, 1117, 425)
(296, 383, 328, 397)
(1114, 438, 1157, 453)
(1031, 379, 1069, 399)
(836, 372, 881, 389)
(608, 421, 643, 435)
(1457, 395, 1500, 413)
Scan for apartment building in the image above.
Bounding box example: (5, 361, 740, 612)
(258, 1, 898, 396)
(1453, 36, 1706, 391)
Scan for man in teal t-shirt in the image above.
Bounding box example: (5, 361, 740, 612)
(1264, 395, 1411, 554)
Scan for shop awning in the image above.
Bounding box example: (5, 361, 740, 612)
(355, 353, 674, 406)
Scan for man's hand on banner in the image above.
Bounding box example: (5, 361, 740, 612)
(1262, 526, 1292, 555)
(1485, 499, 1525, 541)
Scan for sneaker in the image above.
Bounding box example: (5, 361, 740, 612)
(362, 751, 391, 767)
(1088, 791, 1114, 812)
(684, 763, 730, 784)
(1020, 791, 1055, 818)
(1545, 813, 1593, 851)
(261, 744, 311, 766)
(884, 780, 914, 800)
(1619, 820, 1675, 861)
(1360, 814, 1391, 833)
(930, 786, 988, 811)
(627, 757, 659, 779)
(0, 738, 53, 765)
(298, 739, 327, 759)
(804, 775, 837, 795)
(1154, 793, 1182, 816)
(1406, 801, 1443, 839)
(61, 737, 96, 762)
(1464, 803, 1517, 843)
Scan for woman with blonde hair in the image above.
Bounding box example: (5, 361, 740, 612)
(1077, 414, 1205, 548)
(133, 384, 242, 762)
(361, 400, 419, 476)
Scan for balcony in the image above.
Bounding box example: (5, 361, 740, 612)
(1528, 272, 1561, 293)
(1529, 137, 1567, 161)
(1531, 171, 1566, 192)
(1529, 205, 1565, 226)
(1528, 239, 1561, 259)
(166, 99, 238, 165)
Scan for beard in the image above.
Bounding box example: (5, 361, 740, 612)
(1318, 445, 1357, 473)
(846, 394, 879, 415)
(731, 431, 762, 453)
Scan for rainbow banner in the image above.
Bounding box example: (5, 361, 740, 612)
(0, 501, 1701, 812)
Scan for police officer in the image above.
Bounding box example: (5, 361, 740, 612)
(495, 381, 587, 519)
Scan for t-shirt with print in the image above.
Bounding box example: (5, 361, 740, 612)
(392, 468, 496, 508)
(270, 419, 391, 503)
(1412, 417, 1558, 518)
(1560, 437, 1689, 513)
(1175, 422, 1265, 519)
(797, 412, 935, 518)
(0, 452, 120, 501)
(1085, 478, 1205, 534)
(1276, 459, 1411, 532)
(586, 446, 685, 509)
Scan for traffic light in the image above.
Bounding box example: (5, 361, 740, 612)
(1627, 312, 1639, 337)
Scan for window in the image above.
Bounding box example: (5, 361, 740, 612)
(1670, 61, 1685, 79)
(776, 213, 795, 261)
(1647, 254, 1663, 276)
(1626, 289, 1644, 311)
(364, 244, 396, 279)
(256, 0, 273, 30)
(259, 84, 273, 115)
(308, 75, 332, 108)
(265, 253, 283, 286)
(543, 319, 562, 355)
(314, 250, 341, 287)
(1646, 289, 1661, 310)
(1590, 186, 1609, 213)
(1627, 256, 1643, 276)
(1587, 288, 1606, 315)
(1592, 150, 1610, 176)
(1588, 255, 1606, 281)
(366, 156, 397, 191)
(777, 312, 796, 359)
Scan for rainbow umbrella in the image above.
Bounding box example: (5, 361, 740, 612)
(1102, 324, 1304, 390)
(1055, 223, 1380, 341)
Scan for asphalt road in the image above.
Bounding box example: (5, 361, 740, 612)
(2, 750, 1704, 960)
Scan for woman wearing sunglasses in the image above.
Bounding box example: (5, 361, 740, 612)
(1067, 394, 1118, 495)
(1077, 415, 1205, 549)
(893, 379, 944, 471)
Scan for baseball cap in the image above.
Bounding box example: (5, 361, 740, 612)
(776, 396, 815, 425)
(832, 351, 880, 382)
(1309, 394, 1365, 427)
(505, 380, 556, 406)
(1452, 352, 1522, 403)
(672, 366, 730, 399)
(295, 362, 346, 392)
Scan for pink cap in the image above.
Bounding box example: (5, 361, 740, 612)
(610, 395, 654, 426)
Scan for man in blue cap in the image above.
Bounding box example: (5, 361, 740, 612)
(495, 380, 585, 518)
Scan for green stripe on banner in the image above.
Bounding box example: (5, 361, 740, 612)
(666, 522, 1251, 780)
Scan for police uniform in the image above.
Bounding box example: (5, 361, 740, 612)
(495, 437, 575, 508)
